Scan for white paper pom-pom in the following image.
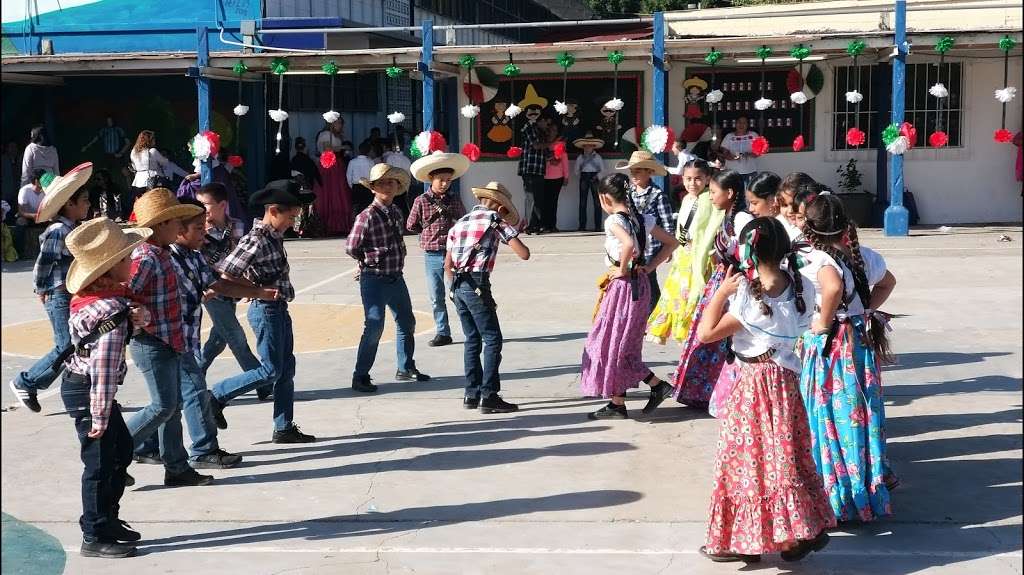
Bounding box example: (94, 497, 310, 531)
(886, 135, 910, 155)
(995, 87, 1017, 103)
(387, 111, 406, 124)
(190, 133, 212, 161)
(554, 100, 568, 115)
(460, 105, 480, 119)
(269, 109, 289, 122)
(603, 98, 624, 111)
(705, 89, 724, 104)
(929, 83, 949, 98)
(641, 125, 670, 154)
(790, 91, 808, 105)
(233, 104, 249, 116)
(754, 98, 773, 111)
(845, 90, 863, 104)
(505, 104, 522, 119)
(322, 110, 340, 124)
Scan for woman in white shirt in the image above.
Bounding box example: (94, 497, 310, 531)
(127, 130, 194, 219)
(719, 116, 759, 193)
(21, 126, 59, 185)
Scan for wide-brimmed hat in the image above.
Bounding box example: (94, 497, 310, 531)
(572, 132, 605, 150)
(410, 151, 470, 183)
(360, 163, 411, 196)
(471, 181, 520, 227)
(35, 162, 93, 223)
(249, 179, 316, 209)
(65, 217, 153, 294)
(132, 188, 204, 228)
(517, 84, 548, 110)
(614, 150, 668, 176)
(682, 76, 709, 91)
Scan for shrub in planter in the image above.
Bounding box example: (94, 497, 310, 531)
(836, 159, 874, 227)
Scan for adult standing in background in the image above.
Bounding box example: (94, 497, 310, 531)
(720, 116, 760, 192)
(22, 126, 59, 186)
(315, 118, 354, 236)
(81, 116, 131, 185)
(127, 130, 195, 220)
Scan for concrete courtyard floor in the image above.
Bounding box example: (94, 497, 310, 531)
(1, 225, 1021, 575)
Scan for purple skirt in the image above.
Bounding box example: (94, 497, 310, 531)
(581, 274, 652, 398)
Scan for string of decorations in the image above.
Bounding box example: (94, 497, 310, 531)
(704, 48, 723, 142)
(268, 57, 289, 155)
(504, 51, 523, 158)
(751, 45, 772, 156)
(605, 50, 626, 149)
(928, 36, 954, 147)
(994, 35, 1017, 143)
(458, 55, 481, 162)
(555, 51, 575, 115)
(844, 40, 867, 147)
(789, 44, 810, 151)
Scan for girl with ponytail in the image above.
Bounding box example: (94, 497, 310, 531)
(697, 217, 834, 563)
(795, 192, 899, 523)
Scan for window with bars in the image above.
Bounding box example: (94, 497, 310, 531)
(832, 62, 963, 150)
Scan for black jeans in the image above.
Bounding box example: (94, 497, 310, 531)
(578, 172, 601, 230)
(61, 372, 133, 540)
(541, 177, 563, 230)
(648, 270, 661, 314)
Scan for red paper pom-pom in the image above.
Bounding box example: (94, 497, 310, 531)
(846, 127, 866, 147)
(994, 128, 1013, 143)
(792, 134, 805, 152)
(899, 122, 917, 148)
(928, 131, 949, 148)
(227, 154, 244, 167)
(751, 136, 770, 156)
(553, 141, 566, 159)
(203, 130, 221, 157)
(506, 146, 523, 159)
(320, 150, 337, 169)
(786, 69, 803, 95)
(428, 131, 448, 153)
(461, 143, 481, 162)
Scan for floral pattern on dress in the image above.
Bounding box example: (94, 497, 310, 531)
(673, 264, 730, 406)
(581, 273, 653, 398)
(647, 247, 702, 344)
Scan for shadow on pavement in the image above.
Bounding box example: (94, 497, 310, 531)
(887, 351, 1012, 371)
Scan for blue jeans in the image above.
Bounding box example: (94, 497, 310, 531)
(578, 172, 601, 230)
(126, 334, 190, 474)
(138, 352, 219, 460)
(424, 251, 450, 338)
(451, 273, 503, 398)
(354, 273, 417, 378)
(15, 288, 72, 391)
(200, 297, 260, 373)
(212, 300, 296, 431)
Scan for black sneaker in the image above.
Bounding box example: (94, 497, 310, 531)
(191, 449, 243, 469)
(352, 375, 378, 393)
(588, 402, 628, 420)
(108, 520, 141, 543)
(781, 532, 830, 562)
(642, 381, 674, 414)
(272, 424, 316, 444)
(164, 468, 214, 487)
(206, 390, 227, 430)
(395, 369, 431, 382)
(8, 380, 40, 413)
(463, 396, 480, 409)
(479, 395, 518, 414)
(81, 538, 136, 558)
(428, 335, 453, 347)
(133, 452, 162, 465)
(256, 386, 274, 401)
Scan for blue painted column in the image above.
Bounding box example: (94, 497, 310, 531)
(420, 20, 434, 132)
(884, 0, 909, 236)
(196, 26, 212, 184)
(652, 12, 667, 193)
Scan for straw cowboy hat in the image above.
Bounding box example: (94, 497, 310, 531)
(360, 163, 411, 196)
(65, 217, 152, 294)
(572, 132, 605, 150)
(471, 181, 520, 227)
(132, 187, 204, 228)
(682, 76, 709, 92)
(615, 150, 668, 176)
(410, 150, 470, 183)
(35, 162, 93, 223)
(517, 84, 548, 110)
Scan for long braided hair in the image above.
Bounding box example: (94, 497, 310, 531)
(802, 194, 893, 363)
(736, 217, 806, 317)
(711, 169, 745, 262)
(600, 173, 645, 263)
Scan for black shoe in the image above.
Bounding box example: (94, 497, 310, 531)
(781, 532, 830, 562)
(272, 424, 316, 444)
(132, 452, 162, 465)
(191, 449, 243, 469)
(588, 402, 628, 420)
(428, 335, 453, 347)
(256, 386, 274, 401)
(9, 380, 41, 413)
(81, 538, 136, 558)
(352, 375, 378, 393)
(699, 546, 761, 563)
(642, 381, 674, 414)
(164, 467, 214, 487)
(396, 369, 431, 382)
(479, 395, 518, 414)
(124, 473, 135, 487)
(108, 520, 141, 543)
(463, 396, 480, 409)
(206, 390, 227, 430)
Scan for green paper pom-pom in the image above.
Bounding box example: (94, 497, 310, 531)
(503, 63, 521, 77)
(999, 35, 1017, 52)
(321, 61, 339, 75)
(704, 50, 723, 66)
(269, 57, 289, 75)
(881, 123, 900, 146)
(790, 45, 811, 61)
(846, 40, 866, 57)
(935, 36, 955, 54)
(755, 46, 773, 60)
(607, 50, 625, 66)
(458, 55, 477, 69)
(385, 66, 403, 78)
(232, 61, 248, 76)
(556, 52, 575, 69)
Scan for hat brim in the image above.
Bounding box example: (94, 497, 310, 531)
(65, 228, 153, 295)
(572, 138, 605, 150)
(410, 153, 470, 183)
(35, 164, 94, 223)
(471, 188, 520, 228)
(614, 159, 668, 177)
(134, 204, 205, 228)
(360, 174, 411, 196)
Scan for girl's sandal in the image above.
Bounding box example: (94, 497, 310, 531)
(699, 546, 761, 563)
(781, 532, 830, 562)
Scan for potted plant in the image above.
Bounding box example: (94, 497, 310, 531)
(835, 159, 874, 226)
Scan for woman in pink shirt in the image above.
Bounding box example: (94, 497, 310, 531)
(541, 120, 570, 233)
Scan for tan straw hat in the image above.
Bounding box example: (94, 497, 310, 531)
(35, 162, 94, 223)
(360, 163, 411, 196)
(132, 187, 204, 228)
(409, 151, 470, 183)
(65, 217, 153, 294)
(614, 150, 668, 176)
(471, 181, 520, 227)
(572, 132, 605, 150)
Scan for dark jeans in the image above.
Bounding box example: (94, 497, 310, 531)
(61, 373, 133, 540)
(351, 184, 373, 216)
(578, 172, 601, 231)
(139, 352, 220, 460)
(541, 177, 563, 230)
(451, 272, 503, 399)
(354, 273, 417, 378)
(648, 270, 660, 314)
(521, 174, 544, 228)
(15, 288, 71, 391)
(126, 334, 189, 474)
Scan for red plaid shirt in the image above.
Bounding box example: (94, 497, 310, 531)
(129, 242, 184, 352)
(406, 190, 466, 252)
(66, 296, 131, 434)
(347, 200, 407, 275)
(446, 206, 520, 273)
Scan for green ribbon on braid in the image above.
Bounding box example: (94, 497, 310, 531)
(735, 228, 760, 279)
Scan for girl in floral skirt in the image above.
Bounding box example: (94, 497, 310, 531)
(699, 216, 835, 563)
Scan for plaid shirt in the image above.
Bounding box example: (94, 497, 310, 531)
(406, 190, 466, 252)
(201, 216, 245, 272)
(630, 183, 676, 263)
(517, 122, 548, 177)
(33, 216, 76, 295)
(446, 206, 520, 273)
(221, 221, 294, 301)
(128, 242, 185, 352)
(347, 200, 407, 275)
(168, 243, 218, 358)
(66, 296, 131, 434)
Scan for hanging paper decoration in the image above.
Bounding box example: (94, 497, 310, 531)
(929, 131, 949, 148)
(234, 104, 250, 116)
(882, 122, 913, 155)
(556, 52, 575, 70)
(232, 61, 249, 117)
(789, 44, 811, 151)
(461, 143, 481, 162)
(321, 60, 341, 125)
(705, 48, 722, 141)
(227, 155, 244, 168)
(603, 98, 624, 112)
(927, 37, 954, 149)
(792, 134, 805, 152)
(320, 150, 337, 169)
(607, 50, 625, 66)
(504, 51, 524, 156)
(846, 127, 866, 147)
(555, 51, 575, 117)
(505, 104, 523, 119)
(790, 92, 808, 105)
(387, 111, 406, 124)
(705, 90, 724, 104)
(268, 57, 290, 154)
(929, 84, 949, 98)
(847, 40, 866, 58)
(409, 130, 447, 160)
(704, 49, 723, 66)
(269, 110, 289, 122)
(322, 111, 340, 124)
(640, 125, 674, 155)
(754, 98, 773, 111)
(845, 39, 867, 151)
(607, 50, 625, 149)
(459, 55, 482, 155)
(189, 131, 220, 162)
(460, 105, 480, 119)
(554, 101, 568, 115)
(385, 66, 403, 79)
(503, 62, 521, 77)
(994, 129, 1013, 143)
(506, 146, 523, 159)
(751, 136, 770, 156)
(753, 46, 772, 134)
(459, 55, 477, 69)
(846, 90, 864, 103)
(899, 122, 917, 145)
(995, 87, 1017, 103)
(995, 35, 1016, 143)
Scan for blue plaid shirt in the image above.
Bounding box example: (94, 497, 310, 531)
(33, 216, 77, 295)
(630, 183, 675, 263)
(168, 243, 218, 357)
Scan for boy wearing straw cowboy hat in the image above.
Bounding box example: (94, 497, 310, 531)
(445, 181, 531, 413)
(616, 150, 676, 313)
(407, 150, 470, 348)
(347, 163, 431, 393)
(61, 217, 152, 558)
(9, 162, 93, 413)
(573, 132, 605, 232)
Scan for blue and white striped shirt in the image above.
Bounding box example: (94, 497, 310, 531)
(98, 126, 127, 155)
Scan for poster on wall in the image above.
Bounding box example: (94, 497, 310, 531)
(474, 72, 643, 159)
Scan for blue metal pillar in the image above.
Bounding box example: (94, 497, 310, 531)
(420, 20, 434, 132)
(652, 12, 667, 193)
(884, 0, 909, 236)
(196, 26, 212, 184)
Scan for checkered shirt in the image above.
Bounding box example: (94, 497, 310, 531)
(33, 216, 77, 295)
(220, 221, 294, 301)
(446, 206, 519, 273)
(129, 242, 184, 352)
(347, 200, 407, 275)
(66, 296, 131, 434)
(201, 216, 245, 272)
(630, 183, 676, 263)
(407, 191, 466, 252)
(169, 243, 218, 358)
(517, 122, 548, 177)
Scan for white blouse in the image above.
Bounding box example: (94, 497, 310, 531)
(604, 212, 654, 267)
(728, 275, 815, 373)
(130, 148, 189, 187)
(798, 245, 887, 317)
